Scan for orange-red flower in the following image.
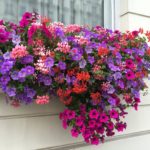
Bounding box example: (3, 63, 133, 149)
(98, 46, 109, 56)
(60, 96, 72, 105)
(90, 92, 101, 104)
(72, 83, 87, 94)
(57, 88, 73, 105)
(146, 48, 150, 56)
(76, 72, 90, 81)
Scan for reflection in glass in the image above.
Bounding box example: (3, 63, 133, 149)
(0, 0, 108, 27)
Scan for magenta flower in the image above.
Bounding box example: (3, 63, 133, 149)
(126, 71, 135, 80)
(82, 129, 91, 139)
(91, 136, 99, 145)
(62, 120, 68, 129)
(107, 122, 114, 130)
(99, 113, 109, 123)
(116, 122, 126, 132)
(66, 110, 76, 120)
(71, 128, 79, 138)
(75, 116, 83, 126)
(109, 109, 119, 119)
(88, 120, 96, 128)
(89, 109, 99, 119)
(96, 126, 104, 134)
(126, 59, 134, 69)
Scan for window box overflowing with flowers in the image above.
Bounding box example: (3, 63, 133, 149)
(0, 12, 150, 145)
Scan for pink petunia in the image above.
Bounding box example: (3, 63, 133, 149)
(66, 109, 76, 120)
(75, 116, 84, 126)
(71, 127, 79, 138)
(91, 136, 100, 145)
(88, 120, 96, 128)
(116, 122, 126, 132)
(109, 109, 119, 119)
(99, 113, 109, 123)
(89, 109, 99, 119)
(125, 59, 135, 69)
(126, 71, 135, 80)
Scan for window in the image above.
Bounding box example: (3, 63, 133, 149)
(0, 0, 114, 29)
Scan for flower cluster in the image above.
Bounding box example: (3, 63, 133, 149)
(0, 12, 150, 145)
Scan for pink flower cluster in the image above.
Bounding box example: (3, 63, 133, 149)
(11, 45, 28, 59)
(35, 95, 50, 104)
(56, 42, 71, 54)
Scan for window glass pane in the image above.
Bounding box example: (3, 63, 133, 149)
(0, 0, 112, 28)
(18, 0, 42, 21)
(42, 0, 104, 26)
(0, 0, 18, 22)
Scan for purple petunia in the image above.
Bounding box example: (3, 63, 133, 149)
(20, 55, 33, 64)
(25, 66, 35, 75)
(0, 75, 10, 85)
(0, 60, 14, 74)
(24, 87, 36, 98)
(12, 34, 21, 45)
(58, 61, 66, 70)
(43, 76, 52, 86)
(108, 63, 120, 71)
(79, 59, 87, 68)
(45, 57, 54, 69)
(55, 27, 64, 38)
(18, 68, 27, 78)
(11, 71, 19, 80)
(108, 97, 116, 106)
(5, 87, 16, 97)
(3, 52, 10, 60)
(88, 56, 95, 64)
(113, 72, 122, 80)
(107, 85, 115, 94)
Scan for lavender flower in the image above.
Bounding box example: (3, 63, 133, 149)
(5, 87, 16, 97)
(107, 85, 115, 94)
(72, 53, 82, 61)
(18, 68, 27, 78)
(20, 55, 33, 64)
(58, 61, 66, 70)
(11, 71, 19, 80)
(0, 75, 10, 85)
(118, 80, 124, 89)
(45, 57, 54, 68)
(43, 76, 52, 85)
(108, 97, 116, 106)
(12, 35, 21, 45)
(108, 63, 120, 72)
(55, 27, 64, 38)
(0, 60, 14, 74)
(3, 52, 10, 60)
(113, 72, 122, 80)
(79, 59, 87, 68)
(88, 56, 95, 64)
(24, 87, 36, 98)
(25, 66, 35, 75)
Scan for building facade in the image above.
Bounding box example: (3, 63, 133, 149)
(0, 0, 150, 150)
